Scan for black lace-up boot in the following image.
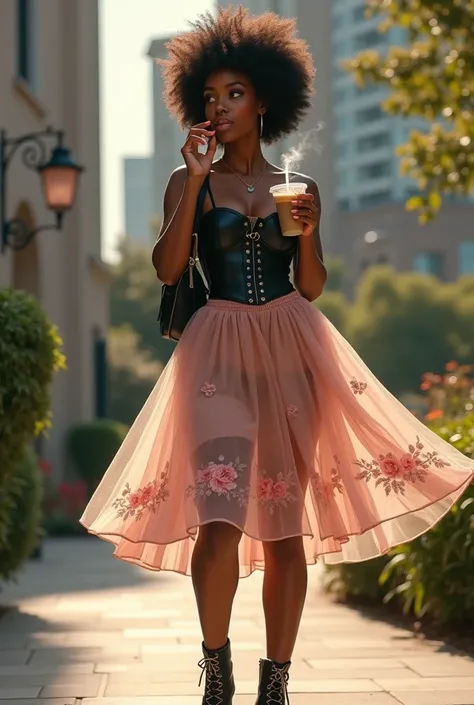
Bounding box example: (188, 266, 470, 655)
(198, 638, 235, 705)
(255, 658, 291, 704)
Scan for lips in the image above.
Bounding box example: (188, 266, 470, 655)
(214, 119, 233, 130)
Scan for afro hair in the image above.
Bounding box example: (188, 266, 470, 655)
(158, 6, 315, 144)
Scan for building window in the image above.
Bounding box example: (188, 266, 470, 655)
(354, 29, 383, 52)
(359, 190, 392, 208)
(356, 105, 384, 124)
(358, 161, 392, 180)
(334, 87, 348, 104)
(353, 5, 367, 22)
(413, 252, 445, 279)
(458, 241, 474, 275)
(337, 142, 350, 158)
(17, 0, 32, 82)
(357, 132, 392, 152)
(338, 198, 351, 211)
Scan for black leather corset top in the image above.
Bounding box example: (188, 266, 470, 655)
(198, 208, 297, 306)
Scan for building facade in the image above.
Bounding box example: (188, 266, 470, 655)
(123, 156, 154, 244)
(147, 37, 185, 222)
(0, 0, 109, 478)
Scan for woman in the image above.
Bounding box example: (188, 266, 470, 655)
(80, 8, 474, 705)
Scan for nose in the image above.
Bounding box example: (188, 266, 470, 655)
(215, 97, 229, 115)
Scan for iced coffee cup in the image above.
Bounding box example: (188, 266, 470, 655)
(269, 182, 308, 236)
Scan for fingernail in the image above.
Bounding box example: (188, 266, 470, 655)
(291, 209, 298, 213)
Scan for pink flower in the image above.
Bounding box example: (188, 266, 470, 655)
(287, 404, 298, 419)
(257, 477, 274, 500)
(208, 464, 238, 494)
(198, 466, 215, 483)
(129, 491, 143, 508)
(399, 453, 416, 472)
(201, 383, 216, 397)
(272, 481, 288, 499)
(140, 484, 154, 504)
(380, 455, 402, 478)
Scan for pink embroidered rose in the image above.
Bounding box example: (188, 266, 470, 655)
(380, 455, 402, 478)
(399, 453, 416, 472)
(198, 466, 215, 483)
(129, 491, 143, 508)
(201, 383, 216, 397)
(209, 464, 238, 494)
(272, 481, 288, 499)
(287, 404, 298, 419)
(257, 477, 274, 500)
(140, 484, 154, 505)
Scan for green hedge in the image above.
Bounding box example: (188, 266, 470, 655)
(67, 419, 128, 496)
(0, 447, 43, 583)
(0, 288, 65, 481)
(324, 413, 474, 626)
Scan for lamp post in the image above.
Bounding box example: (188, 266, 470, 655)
(0, 125, 83, 253)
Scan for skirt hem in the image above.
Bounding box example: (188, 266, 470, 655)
(79, 471, 473, 577)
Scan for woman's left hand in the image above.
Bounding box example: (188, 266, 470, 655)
(291, 193, 320, 237)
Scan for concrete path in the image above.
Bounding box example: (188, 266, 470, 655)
(0, 538, 473, 705)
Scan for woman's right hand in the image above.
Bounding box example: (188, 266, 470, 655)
(181, 121, 217, 179)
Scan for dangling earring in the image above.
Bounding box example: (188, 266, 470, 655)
(260, 113, 264, 138)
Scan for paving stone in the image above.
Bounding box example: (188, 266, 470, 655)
(40, 680, 103, 698)
(0, 650, 31, 666)
(400, 655, 474, 677)
(0, 674, 102, 688)
(0, 701, 75, 705)
(374, 676, 474, 691)
(0, 663, 94, 676)
(391, 693, 474, 705)
(0, 689, 41, 700)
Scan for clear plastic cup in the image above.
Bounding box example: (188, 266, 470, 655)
(269, 182, 308, 236)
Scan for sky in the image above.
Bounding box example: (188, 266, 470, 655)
(100, 0, 214, 261)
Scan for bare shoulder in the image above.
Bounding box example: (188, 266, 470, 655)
(167, 165, 188, 189)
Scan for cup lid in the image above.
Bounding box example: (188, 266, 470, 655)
(269, 182, 308, 195)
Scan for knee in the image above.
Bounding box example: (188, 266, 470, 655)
(264, 536, 305, 565)
(198, 522, 242, 559)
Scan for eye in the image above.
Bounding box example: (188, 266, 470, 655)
(204, 95, 215, 104)
(230, 90, 243, 98)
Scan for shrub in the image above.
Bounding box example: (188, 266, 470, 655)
(39, 460, 88, 536)
(67, 419, 128, 495)
(0, 288, 66, 481)
(322, 555, 391, 602)
(380, 486, 474, 625)
(0, 447, 43, 583)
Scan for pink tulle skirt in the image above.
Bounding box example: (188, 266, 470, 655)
(80, 292, 474, 576)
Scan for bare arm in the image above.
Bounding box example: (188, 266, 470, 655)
(293, 179, 327, 301)
(152, 120, 217, 285)
(152, 169, 204, 285)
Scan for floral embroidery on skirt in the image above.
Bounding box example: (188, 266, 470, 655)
(80, 292, 474, 577)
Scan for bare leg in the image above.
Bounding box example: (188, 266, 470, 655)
(262, 536, 308, 663)
(191, 521, 242, 650)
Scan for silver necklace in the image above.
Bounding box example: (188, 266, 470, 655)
(221, 158, 268, 193)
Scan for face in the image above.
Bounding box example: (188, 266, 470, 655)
(203, 69, 264, 144)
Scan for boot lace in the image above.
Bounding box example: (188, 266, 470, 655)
(198, 653, 225, 705)
(266, 663, 290, 705)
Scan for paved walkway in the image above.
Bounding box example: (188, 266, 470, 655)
(0, 538, 473, 705)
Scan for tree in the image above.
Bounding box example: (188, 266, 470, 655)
(345, 0, 474, 222)
(347, 266, 472, 395)
(108, 325, 164, 426)
(110, 238, 175, 365)
(324, 256, 347, 292)
(315, 291, 349, 335)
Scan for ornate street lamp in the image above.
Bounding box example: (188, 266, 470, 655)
(0, 125, 83, 252)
